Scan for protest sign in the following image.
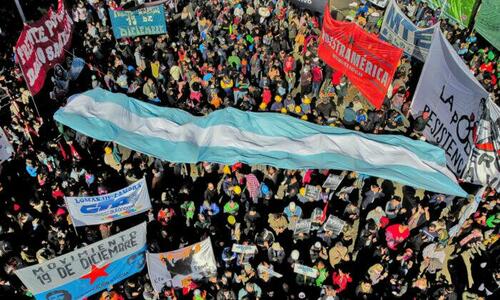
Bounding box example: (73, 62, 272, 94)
(380, 0, 436, 62)
(323, 215, 346, 236)
(474, 0, 500, 50)
(463, 99, 500, 190)
(257, 265, 283, 278)
(293, 263, 318, 278)
(319, 6, 402, 109)
(109, 5, 167, 39)
(15, 0, 73, 95)
(322, 173, 345, 190)
(0, 128, 14, 163)
(147, 238, 217, 291)
(304, 185, 321, 201)
(410, 29, 489, 177)
(65, 178, 151, 227)
(231, 244, 258, 254)
(294, 218, 312, 239)
(15, 223, 147, 300)
(290, 0, 328, 13)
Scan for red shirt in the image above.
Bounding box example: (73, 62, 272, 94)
(332, 272, 352, 292)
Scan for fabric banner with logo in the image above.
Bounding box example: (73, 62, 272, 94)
(463, 99, 500, 189)
(319, 6, 403, 109)
(65, 178, 151, 227)
(380, 0, 436, 62)
(290, 0, 328, 13)
(109, 5, 167, 39)
(15, 223, 147, 300)
(54, 88, 467, 196)
(147, 238, 217, 291)
(474, 0, 500, 50)
(15, 0, 73, 95)
(0, 128, 14, 163)
(410, 29, 489, 178)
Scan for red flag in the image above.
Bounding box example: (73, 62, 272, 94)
(318, 6, 402, 108)
(14, 0, 73, 95)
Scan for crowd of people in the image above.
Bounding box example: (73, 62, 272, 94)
(0, 0, 498, 299)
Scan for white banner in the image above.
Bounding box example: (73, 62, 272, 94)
(293, 263, 318, 278)
(380, 0, 436, 62)
(147, 238, 217, 292)
(463, 99, 500, 189)
(15, 223, 147, 298)
(0, 128, 13, 163)
(369, 0, 389, 8)
(410, 29, 489, 177)
(65, 178, 151, 227)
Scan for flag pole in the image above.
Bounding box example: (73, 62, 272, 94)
(14, 0, 26, 23)
(13, 0, 41, 117)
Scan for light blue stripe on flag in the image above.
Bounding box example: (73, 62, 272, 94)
(54, 88, 467, 197)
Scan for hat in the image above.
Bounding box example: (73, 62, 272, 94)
(259, 102, 267, 110)
(275, 95, 282, 102)
(291, 249, 300, 260)
(227, 215, 236, 225)
(233, 185, 242, 195)
(223, 165, 231, 175)
(104, 147, 112, 154)
(280, 107, 287, 114)
(301, 115, 308, 121)
(294, 106, 302, 113)
(302, 97, 311, 104)
(299, 187, 306, 196)
(314, 241, 321, 249)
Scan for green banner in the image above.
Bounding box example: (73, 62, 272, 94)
(421, 0, 477, 27)
(474, 0, 500, 50)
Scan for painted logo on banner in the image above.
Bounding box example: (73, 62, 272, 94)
(109, 5, 167, 39)
(65, 178, 151, 227)
(147, 238, 217, 292)
(463, 99, 500, 189)
(14, 223, 147, 300)
(380, 0, 436, 62)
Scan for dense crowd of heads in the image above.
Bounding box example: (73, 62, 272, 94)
(0, 0, 498, 299)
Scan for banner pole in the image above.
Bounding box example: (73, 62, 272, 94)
(14, 0, 26, 23)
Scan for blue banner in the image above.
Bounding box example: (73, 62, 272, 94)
(380, 0, 436, 62)
(15, 223, 148, 300)
(109, 6, 167, 39)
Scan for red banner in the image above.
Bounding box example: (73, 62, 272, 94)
(15, 0, 73, 95)
(318, 7, 402, 108)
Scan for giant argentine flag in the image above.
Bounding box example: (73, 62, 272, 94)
(54, 88, 466, 197)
